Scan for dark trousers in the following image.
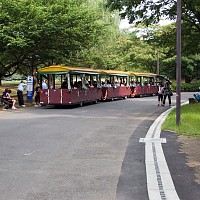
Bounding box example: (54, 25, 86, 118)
(17, 90, 24, 106)
(163, 94, 171, 105)
(2, 99, 9, 109)
(158, 94, 163, 103)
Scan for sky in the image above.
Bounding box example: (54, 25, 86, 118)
(119, 18, 173, 29)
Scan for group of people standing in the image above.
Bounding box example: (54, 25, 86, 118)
(157, 80, 173, 106)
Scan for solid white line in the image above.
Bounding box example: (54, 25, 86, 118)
(140, 102, 189, 200)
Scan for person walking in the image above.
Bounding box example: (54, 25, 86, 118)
(162, 80, 172, 106)
(157, 83, 163, 106)
(17, 81, 26, 107)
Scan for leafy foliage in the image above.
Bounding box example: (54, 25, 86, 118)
(0, 0, 121, 80)
(106, 0, 200, 32)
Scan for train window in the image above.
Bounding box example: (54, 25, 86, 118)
(55, 75, 62, 89)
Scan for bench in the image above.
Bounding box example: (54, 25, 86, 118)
(0, 98, 13, 108)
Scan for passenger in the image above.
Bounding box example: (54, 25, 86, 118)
(7, 89, 17, 109)
(61, 78, 68, 89)
(102, 80, 111, 87)
(130, 81, 136, 87)
(157, 83, 163, 106)
(42, 79, 48, 89)
(34, 84, 40, 106)
(162, 80, 172, 106)
(17, 81, 26, 107)
(77, 81, 82, 88)
(114, 80, 120, 87)
(73, 81, 78, 89)
(1, 88, 10, 110)
(85, 79, 90, 88)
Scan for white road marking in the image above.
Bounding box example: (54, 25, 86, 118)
(140, 102, 189, 200)
(24, 150, 37, 156)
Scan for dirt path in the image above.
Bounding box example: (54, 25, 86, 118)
(178, 135, 200, 184)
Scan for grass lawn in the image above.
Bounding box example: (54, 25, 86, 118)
(162, 103, 200, 137)
(0, 81, 22, 97)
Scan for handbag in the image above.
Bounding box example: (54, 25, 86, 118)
(169, 90, 173, 96)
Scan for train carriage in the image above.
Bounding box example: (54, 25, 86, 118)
(37, 65, 168, 107)
(129, 72, 158, 97)
(99, 70, 130, 100)
(37, 66, 102, 106)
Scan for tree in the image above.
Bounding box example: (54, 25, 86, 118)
(0, 0, 121, 83)
(106, 0, 200, 32)
(141, 23, 200, 82)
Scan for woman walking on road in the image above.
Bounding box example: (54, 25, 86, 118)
(162, 80, 172, 106)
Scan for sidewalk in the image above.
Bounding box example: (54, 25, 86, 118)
(162, 130, 200, 200)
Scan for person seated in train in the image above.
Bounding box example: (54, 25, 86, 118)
(73, 81, 78, 89)
(102, 80, 111, 87)
(88, 81, 94, 88)
(114, 80, 120, 87)
(121, 81, 127, 86)
(130, 81, 136, 87)
(77, 81, 82, 88)
(61, 78, 68, 89)
(85, 79, 90, 88)
(93, 81, 97, 87)
(42, 79, 48, 89)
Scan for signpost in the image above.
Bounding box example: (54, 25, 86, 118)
(176, 0, 182, 126)
(27, 76, 34, 101)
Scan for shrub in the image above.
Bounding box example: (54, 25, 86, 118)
(171, 81, 200, 92)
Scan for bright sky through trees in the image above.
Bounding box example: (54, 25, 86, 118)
(119, 18, 173, 29)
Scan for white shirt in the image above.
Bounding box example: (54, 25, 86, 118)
(158, 86, 163, 94)
(42, 82, 48, 89)
(17, 83, 26, 91)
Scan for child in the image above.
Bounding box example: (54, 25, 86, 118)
(157, 83, 163, 106)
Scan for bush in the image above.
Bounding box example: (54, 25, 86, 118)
(171, 81, 200, 92)
(181, 82, 200, 92)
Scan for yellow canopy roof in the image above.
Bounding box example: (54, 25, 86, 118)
(37, 65, 100, 75)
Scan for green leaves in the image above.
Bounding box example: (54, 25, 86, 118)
(0, 0, 122, 78)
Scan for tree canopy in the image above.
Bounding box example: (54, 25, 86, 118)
(0, 0, 121, 80)
(1, 0, 200, 84)
(106, 0, 200, 32)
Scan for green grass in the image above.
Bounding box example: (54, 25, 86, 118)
(162, 103, 200, 137)
(0, 81, 21, 96)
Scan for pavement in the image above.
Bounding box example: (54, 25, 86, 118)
(116, 99, 200, 200)
(162, 130, 200, 200)
(1, 93, 200, 200)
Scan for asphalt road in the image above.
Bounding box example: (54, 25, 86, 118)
(0, 93, 193, 200)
